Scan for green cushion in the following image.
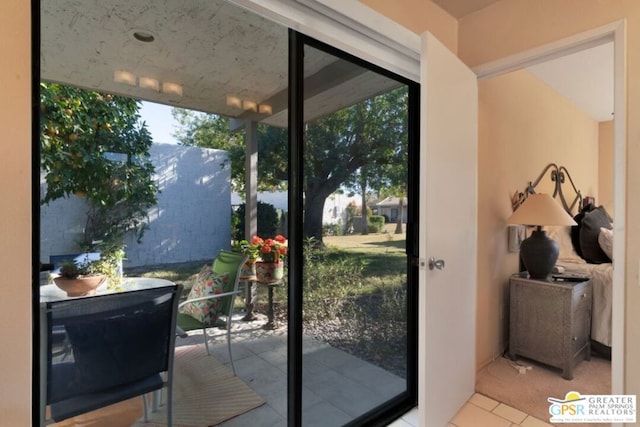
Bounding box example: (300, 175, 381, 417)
(211, 250, 246, 313)
(177, 313, 226, 332)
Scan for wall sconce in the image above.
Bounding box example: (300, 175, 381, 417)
(114, 70, 182, 97)
(258, 104, 272, 115)
(226, 95, 242, 109)
(242, 100, 258, 112)
(114, 70, 136, 86)
(226, 94, 272, 115)
(139, 77, 160, 92)
(162, 82, 183, 96)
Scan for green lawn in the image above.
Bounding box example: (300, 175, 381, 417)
(129, 223, 407, 291)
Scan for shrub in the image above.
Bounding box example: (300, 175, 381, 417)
(232, 201, 280, 240)
(302, 238, 364, 322)
(322, 221, 343, 236)
(368, 215, 385, 233)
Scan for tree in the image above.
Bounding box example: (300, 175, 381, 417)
(40, 83, 158, 254)
(172, 86, 409, 243)
(315, 87, 409, 239)
(172, 109, 287, 194)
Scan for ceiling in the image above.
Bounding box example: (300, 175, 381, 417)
(432, 0, 614, 122)
(41, 0, 401, 128)
(526, 42, 614, 122)
(431, 0, 501, 19)
(41, 0, 613, 124)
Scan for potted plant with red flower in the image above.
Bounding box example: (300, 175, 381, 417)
(251, 235, 287, 282)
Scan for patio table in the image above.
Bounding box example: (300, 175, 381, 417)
(40, 277, 176, 302)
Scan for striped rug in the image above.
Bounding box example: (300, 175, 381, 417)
(52, 344, 265, 427)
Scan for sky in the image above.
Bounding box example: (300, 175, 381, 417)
(139, 101, 179, 144)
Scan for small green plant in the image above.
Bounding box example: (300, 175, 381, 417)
(232, 239, 260, 261)
(58, 258, 109, 279)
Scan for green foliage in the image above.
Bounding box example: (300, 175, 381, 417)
(232, 201, 279, 241)
(302, 238, 365, 322)
(368, 215, 385, 233)
(172, 86, 409, 243)
(172, 109, 288, 193)
(322, 221, 343, 237)
(39, 83, 158, 250)
(303, 87, 409, 240)
(58, 256, 112, 279)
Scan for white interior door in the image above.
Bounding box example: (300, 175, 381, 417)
(418, 32, 478, 426)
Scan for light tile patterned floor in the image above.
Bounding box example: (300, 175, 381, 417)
(388, 394, 553, 427)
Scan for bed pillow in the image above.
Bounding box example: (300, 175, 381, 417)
(546, 225, 585, 263)
(179, 265, 229, 325)
(571, 203, 594, 258)
(580, 206, 613, 264)
(598, 227, 614, 260)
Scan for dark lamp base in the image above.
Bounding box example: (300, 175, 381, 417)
(520, 230, 559, 280)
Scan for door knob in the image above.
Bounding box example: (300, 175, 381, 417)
(428, 257, 445, 270)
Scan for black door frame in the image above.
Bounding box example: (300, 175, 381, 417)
(288, 30, 420, 427)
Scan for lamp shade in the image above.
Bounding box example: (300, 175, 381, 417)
(507, 193, 577, 227)
(507, 193, 576, 280)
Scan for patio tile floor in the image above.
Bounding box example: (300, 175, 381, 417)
(176, 312, 410, 426)
(176, 312, 549, 427)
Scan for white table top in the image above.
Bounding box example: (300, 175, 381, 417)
(40, 277, 176, 302)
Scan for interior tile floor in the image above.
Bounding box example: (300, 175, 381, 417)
(183, 313, 551, 427)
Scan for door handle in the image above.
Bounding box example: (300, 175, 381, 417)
(428, 257, 445, 270)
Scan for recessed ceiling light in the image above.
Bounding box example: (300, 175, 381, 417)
(132, 30, 155, 43)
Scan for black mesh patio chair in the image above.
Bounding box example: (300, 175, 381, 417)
(40, 285, 183, 426)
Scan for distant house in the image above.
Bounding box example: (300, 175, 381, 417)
(373, 197, 408, 223)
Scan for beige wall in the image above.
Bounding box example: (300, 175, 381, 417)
(477, 69, 599, 368)
(458, 0, 640, 405)
(358, 0, 458, 54)
(364, 0, 640, 401)
(5, 1, 638, 423)
(599, 120, 615, 214)
(0, 0, 32, 424)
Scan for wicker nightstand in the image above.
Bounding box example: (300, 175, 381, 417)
(508, 274, 592, 380)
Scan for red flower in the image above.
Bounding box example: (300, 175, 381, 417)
(240, 234, 288, 263)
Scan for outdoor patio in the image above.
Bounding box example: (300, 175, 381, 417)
(175, 310, 407, 426)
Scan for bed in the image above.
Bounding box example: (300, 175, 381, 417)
(513, 163, 613, 356)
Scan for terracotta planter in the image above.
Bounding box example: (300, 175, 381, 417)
(255, 261, 284, 283)
(54, 274, 106, 297)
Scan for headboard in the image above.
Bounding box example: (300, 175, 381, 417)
(511, 163, 583, 214)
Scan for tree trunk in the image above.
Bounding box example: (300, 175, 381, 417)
(395, 197, 404, 234)
(360, 174, 369, 235)
(304, 192, 329, 243)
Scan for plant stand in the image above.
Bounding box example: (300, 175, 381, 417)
(241, 277, 258, 321)
(258, 279, 283, 330)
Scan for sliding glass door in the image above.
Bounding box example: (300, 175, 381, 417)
(37, 2, 418, 424)
(289, 32, 419, 426)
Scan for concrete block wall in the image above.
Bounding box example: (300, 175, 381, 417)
(40, 144, 231, 268)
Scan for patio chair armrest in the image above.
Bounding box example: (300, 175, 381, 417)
(178, 290, 241, 308)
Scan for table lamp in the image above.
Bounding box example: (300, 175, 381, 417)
(507, 193, 577, 280)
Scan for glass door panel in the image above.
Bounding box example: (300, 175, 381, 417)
(299, 39, 418, 426)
